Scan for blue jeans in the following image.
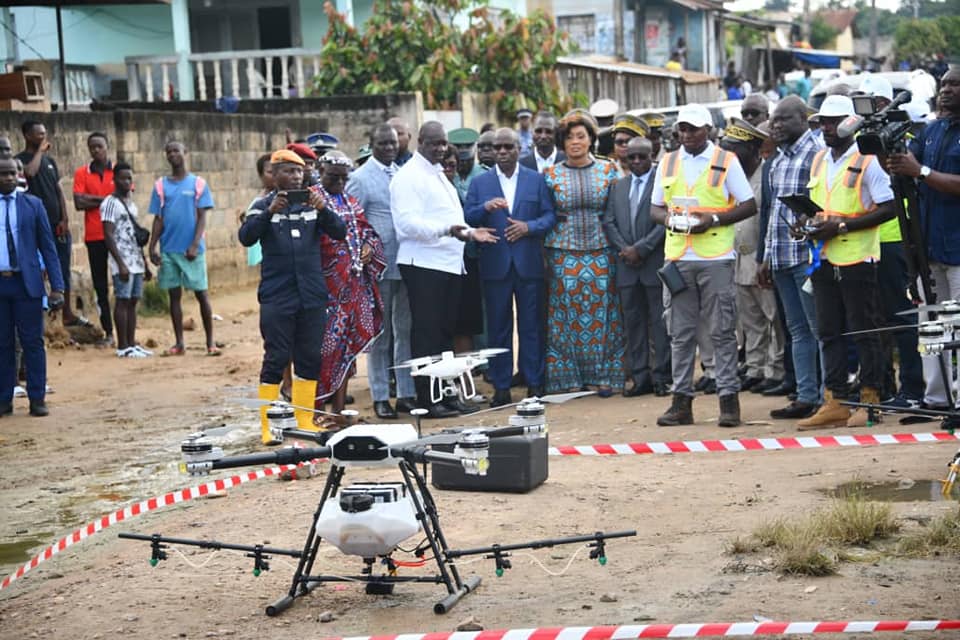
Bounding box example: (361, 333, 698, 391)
(773, 263, 820, 405)
(367, 278, 415, 402)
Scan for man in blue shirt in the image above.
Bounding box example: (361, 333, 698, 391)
(888, 68, 960, 410)
(147, 141, 219, 356)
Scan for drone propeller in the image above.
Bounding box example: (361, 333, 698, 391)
(897, 300, 960, 315)
(229, 397, 342, 417)
(842, 323, 927, 336)
(390, 355, 439, 370)
(468, 390, 596, 416)
(455, 348, 509, 359)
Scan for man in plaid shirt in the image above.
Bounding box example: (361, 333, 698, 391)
(758, 96, 824, 420)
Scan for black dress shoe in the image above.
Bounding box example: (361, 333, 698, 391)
(653, 382, 671, 397)
(373, 400, 398, 419)
(491, 389, 513, 408)
(750, 378, 779, 394)
(395, 397, 417, 414)
(770, 401, 817, 420)
(623, 382, 653, 397)
(761, 379, 794, 396)
(740, 376, 764, 392)
(526, 385, 545, 399)
(445, 397, 480, 414)
(29, 401, 49, 417)
(424, 403, 459, 419)
(695, 377, 717, 394)
(0, 402, 12, 417)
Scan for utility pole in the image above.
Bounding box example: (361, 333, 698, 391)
(802, 0, 811, 43)
(870, 0, 878, 57)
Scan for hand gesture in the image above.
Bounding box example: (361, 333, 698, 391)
(471, 227, 499, 243)
(886, 151, 921, 178)
(686, 213, 711, 234)
(185, 244, 199, 261)
(504, 217, 529, 242)
(269, 192, 289, 214)
(807, 215, 840, 241)
(619, 245, 641, 266)
(40, 140, 51, 153)
(484, 197, 509, 212)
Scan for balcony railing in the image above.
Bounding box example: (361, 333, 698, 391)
(125, 48, 323, 102)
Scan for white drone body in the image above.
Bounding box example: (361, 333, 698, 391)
(315, 480, 421, 557)
(667, 195, 702, 235)
(399, 349, 506, 404)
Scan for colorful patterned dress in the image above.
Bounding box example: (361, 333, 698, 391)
(312, 185, 386, 403)
(543, 160, 626, 392)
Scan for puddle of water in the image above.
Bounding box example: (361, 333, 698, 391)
(0, 533, 54, 566)
(823, 480, 958, 502)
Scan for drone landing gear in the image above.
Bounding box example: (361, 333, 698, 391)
(267, 459, 481, 616)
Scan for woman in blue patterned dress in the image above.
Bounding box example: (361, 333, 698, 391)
(543, 110, 626, 395)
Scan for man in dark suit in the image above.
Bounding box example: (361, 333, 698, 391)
(465, 128, 556, 406)
(519, 112, 566, 174)
(602, 137, 670, 397)
(0, 156, 65, 417)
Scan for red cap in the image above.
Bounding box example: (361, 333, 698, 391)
(286, 142, 318, 161)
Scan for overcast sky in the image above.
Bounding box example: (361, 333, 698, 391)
(725, 0, 903, 13)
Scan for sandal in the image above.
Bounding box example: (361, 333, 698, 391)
(160, 345, 186, 357)
(206, 346, 222, 356)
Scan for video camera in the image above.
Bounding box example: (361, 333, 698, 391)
(839, 90, 914, 156)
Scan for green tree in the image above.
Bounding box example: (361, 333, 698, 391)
(852, 2, 903, 39)
(936, 16, 960, 56)
(809, 15, 839, 49)
(895, 18, 947, 60)
(311, 0, 576, 116)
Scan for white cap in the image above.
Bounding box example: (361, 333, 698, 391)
(859, 74, 894, 102)
(903, 99, 930, 123)
(817, 94, 855, 118)
(676, 104, 712, 128)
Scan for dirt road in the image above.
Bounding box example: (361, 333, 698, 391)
(1, 285, 957, 639)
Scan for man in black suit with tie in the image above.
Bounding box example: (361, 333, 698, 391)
(602, 137, 670, 397)
(519, 112, 566, 174)
(0, 156, 65, 417)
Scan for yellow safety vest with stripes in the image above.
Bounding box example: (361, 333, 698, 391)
(660, 147, 736, 260)
(807, 149, 881, 266)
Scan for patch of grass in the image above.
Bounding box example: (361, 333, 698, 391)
(773, 526, 836, 576)
(896, 509, 960, 557)
(754, 518, 791, 548)
(726, 536, 761, 554)
(817, 494, 900, 545)
(140, 280, 169, 316)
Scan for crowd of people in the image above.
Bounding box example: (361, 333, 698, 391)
(3, 67, 959, 437)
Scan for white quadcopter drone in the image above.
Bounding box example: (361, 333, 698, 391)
(394, 348, 508, 404)
(667, 195, 703, 234)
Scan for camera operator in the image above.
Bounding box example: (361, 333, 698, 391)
(239, 149, 346, 444)
(856, 77, 925, 409)
(796, 95, 896, 430)
(887, 68, 960, 410)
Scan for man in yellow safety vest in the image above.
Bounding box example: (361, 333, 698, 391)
(650, 103, 758, 428)
(796, 94, 896, 430)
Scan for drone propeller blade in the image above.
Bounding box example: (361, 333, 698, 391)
(228, 397, 341, 417)
(456, 347, 509, 358)
(842, 323, 925, 336)
(393, 355, 439, 369)
(468, 390, 597, 415)
(896, 300, 960, 315)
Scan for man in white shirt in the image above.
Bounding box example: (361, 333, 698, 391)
(650, 104, 758, 428)
(390, 121, 497, 418)
(519, 112, 566, 174)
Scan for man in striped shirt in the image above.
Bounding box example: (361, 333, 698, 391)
(758, 96, 824, 420)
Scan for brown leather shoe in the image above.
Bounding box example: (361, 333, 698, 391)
(797, 390, 849, 430)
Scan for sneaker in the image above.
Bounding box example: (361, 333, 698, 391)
(116, 347, 134, 358)
(13, 385, 27, 398)
(131, 345, 154, 357)
(883, 393, 921, 409)
(125, 348, 149, 359)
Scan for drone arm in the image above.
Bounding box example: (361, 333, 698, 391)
(184, 447, 331, 475)
(485, 424, 547, 439)
(389, 445, 489, 476)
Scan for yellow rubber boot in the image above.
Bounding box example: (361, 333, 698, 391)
(258, 383, 281, 445)
(797, 390, 850, 431)
(847, 387, 882, 428)
(291, 377, 321, 432)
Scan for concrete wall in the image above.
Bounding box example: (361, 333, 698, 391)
(0, 92, 421, 300)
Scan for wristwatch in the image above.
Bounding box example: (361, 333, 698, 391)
(919, 165, 932, 181)
(838, 222, 849, 235)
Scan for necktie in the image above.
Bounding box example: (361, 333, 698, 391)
(3, 195, 16, 270)
(629, 177, 641, 239)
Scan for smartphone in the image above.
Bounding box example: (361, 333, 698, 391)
(285, 189, 310, 205)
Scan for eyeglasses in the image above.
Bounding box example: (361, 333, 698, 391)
(614, 138, 633, 146)
(741, 109, 764, 118)
(493, 143, 515, 150)
(533, 128, 554, 134)
(477, 143, 494, 149)
(627, 153, 650, 160)
(325, 174, 349, 183)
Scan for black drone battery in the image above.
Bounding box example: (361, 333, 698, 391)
(431, 430, 548, 493)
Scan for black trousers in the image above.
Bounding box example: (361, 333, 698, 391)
(399, 264, 462, 406)
(86, 240, 112, 337)
(877, 242, 923, 399)
(259, 303, 326, 384)
(811, 260, 884, 395)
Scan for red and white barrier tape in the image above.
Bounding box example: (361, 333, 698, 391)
(0, 461, 306, 591)
(325, 620, 960, 640)
(548, 431, 960, 456)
